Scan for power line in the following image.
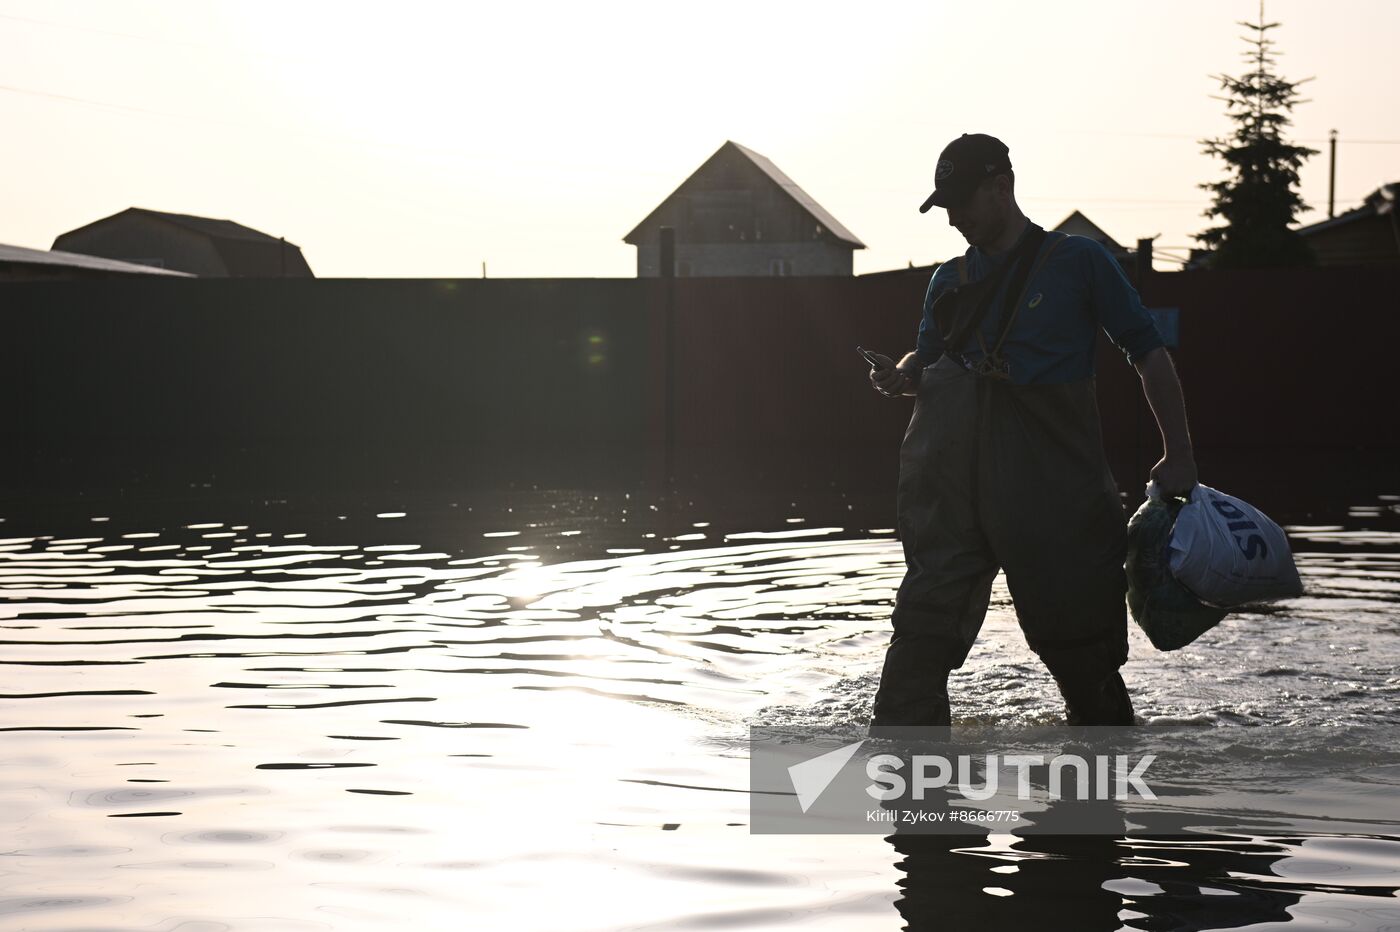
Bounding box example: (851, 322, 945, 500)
(0, 81, 677, 182)
(0, 82, 191, 121)
(7, 10, 1400, 149)
(1039, 126, 1400, 145)
(1021, 196, 1203, 205)
(0, 11, 296, 61)
(5, 75, 1372, 225)
(0, 79, 1387, 218)
(9, 12, 1400, 149)
(921, 124, 1400, 146)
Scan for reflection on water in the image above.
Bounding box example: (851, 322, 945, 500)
(1, 488, 1398, 930)
(888, 830, 1369, 931)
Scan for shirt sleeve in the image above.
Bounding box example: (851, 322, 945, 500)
(914, 262, 961, 366)
(1082, 239, 1165, 366)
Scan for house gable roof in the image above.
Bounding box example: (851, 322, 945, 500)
(59, 207, 301, 247)
(624, 141, 865, 248)
(54, 207, 313, 277)
(0, 242, 193, 276)
(1297, 182, 1397, 236)
(1052, 210, 1125, 253)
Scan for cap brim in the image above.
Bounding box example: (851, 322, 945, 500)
(918, 188, 966, 213)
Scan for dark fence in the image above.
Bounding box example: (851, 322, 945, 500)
(7, 278, 662, 495)
(5, 265, 1396, 504)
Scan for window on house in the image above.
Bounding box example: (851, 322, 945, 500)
(769, 258, 790, 276)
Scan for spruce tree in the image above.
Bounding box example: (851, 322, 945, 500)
(1196, 2, 1316, 268)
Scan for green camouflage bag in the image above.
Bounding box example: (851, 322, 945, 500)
(1125, 493, 1229, 651)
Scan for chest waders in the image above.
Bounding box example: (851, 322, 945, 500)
(870, 230, 1135, 726)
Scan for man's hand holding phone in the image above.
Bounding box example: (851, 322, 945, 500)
(859, 346, 914, 398)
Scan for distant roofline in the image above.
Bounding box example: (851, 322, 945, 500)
(0, 241, 193, 276)
(624, 141, 865, 248)
(726, 141, 865, 248)
(1052, 209, 1126, 253)
(857, 262, 940, 279)
(56, 206, 301, 248)
(1297, 183, 1397, 236)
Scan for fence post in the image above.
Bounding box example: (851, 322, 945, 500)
(660, 227, 676, 488)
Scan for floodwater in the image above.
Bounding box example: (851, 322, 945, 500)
(2, 486, 1398, 931)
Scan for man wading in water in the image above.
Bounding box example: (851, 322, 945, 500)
(866, 134, 1197, 726)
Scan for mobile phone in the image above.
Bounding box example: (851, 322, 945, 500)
(857, 345, 886, 368)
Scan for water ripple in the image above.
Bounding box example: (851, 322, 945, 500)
(0, 491, 1396, 930)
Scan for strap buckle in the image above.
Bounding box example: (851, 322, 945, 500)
(972, 354, 1012, 380)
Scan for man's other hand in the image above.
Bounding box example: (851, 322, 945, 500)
(1150, 452, 1198, 498)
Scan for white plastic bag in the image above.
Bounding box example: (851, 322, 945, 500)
(1145, 481, 1303, 608)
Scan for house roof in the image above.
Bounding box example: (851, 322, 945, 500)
(1297, 183, 1397, 236)
(727, 142, 865, 248)
(1052, 210, 1125, 253)
(59, 207, 302, 247)
(0, 242, 192, 276)
(858, 262, 940, 279)
(625, 141, 865, 248)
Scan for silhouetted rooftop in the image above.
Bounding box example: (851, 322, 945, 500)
(726, 142, 865, 248)
(625, 141, 865, 248)
(1298, 183, 1397, 236)
(60, 207, 303, 247)
(0, 242, 193, 276)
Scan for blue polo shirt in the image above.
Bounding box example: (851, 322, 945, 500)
(914, 222, 1165, 385)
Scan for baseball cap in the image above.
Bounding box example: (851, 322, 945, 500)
(918, 134, 1013, 212)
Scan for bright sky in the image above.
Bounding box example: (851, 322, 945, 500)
(3, 0, 1397, 277)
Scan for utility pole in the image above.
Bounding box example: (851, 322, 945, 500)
(1328, 129, 1337, 218)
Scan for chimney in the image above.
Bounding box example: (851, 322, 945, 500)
(1135, 237, 1154, 287)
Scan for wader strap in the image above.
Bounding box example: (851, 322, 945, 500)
(959, 226, 1047, 379)
(928, 256, 969, 341)
(941, 225, 1046, 363)
(979, 231, 1070, 366)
